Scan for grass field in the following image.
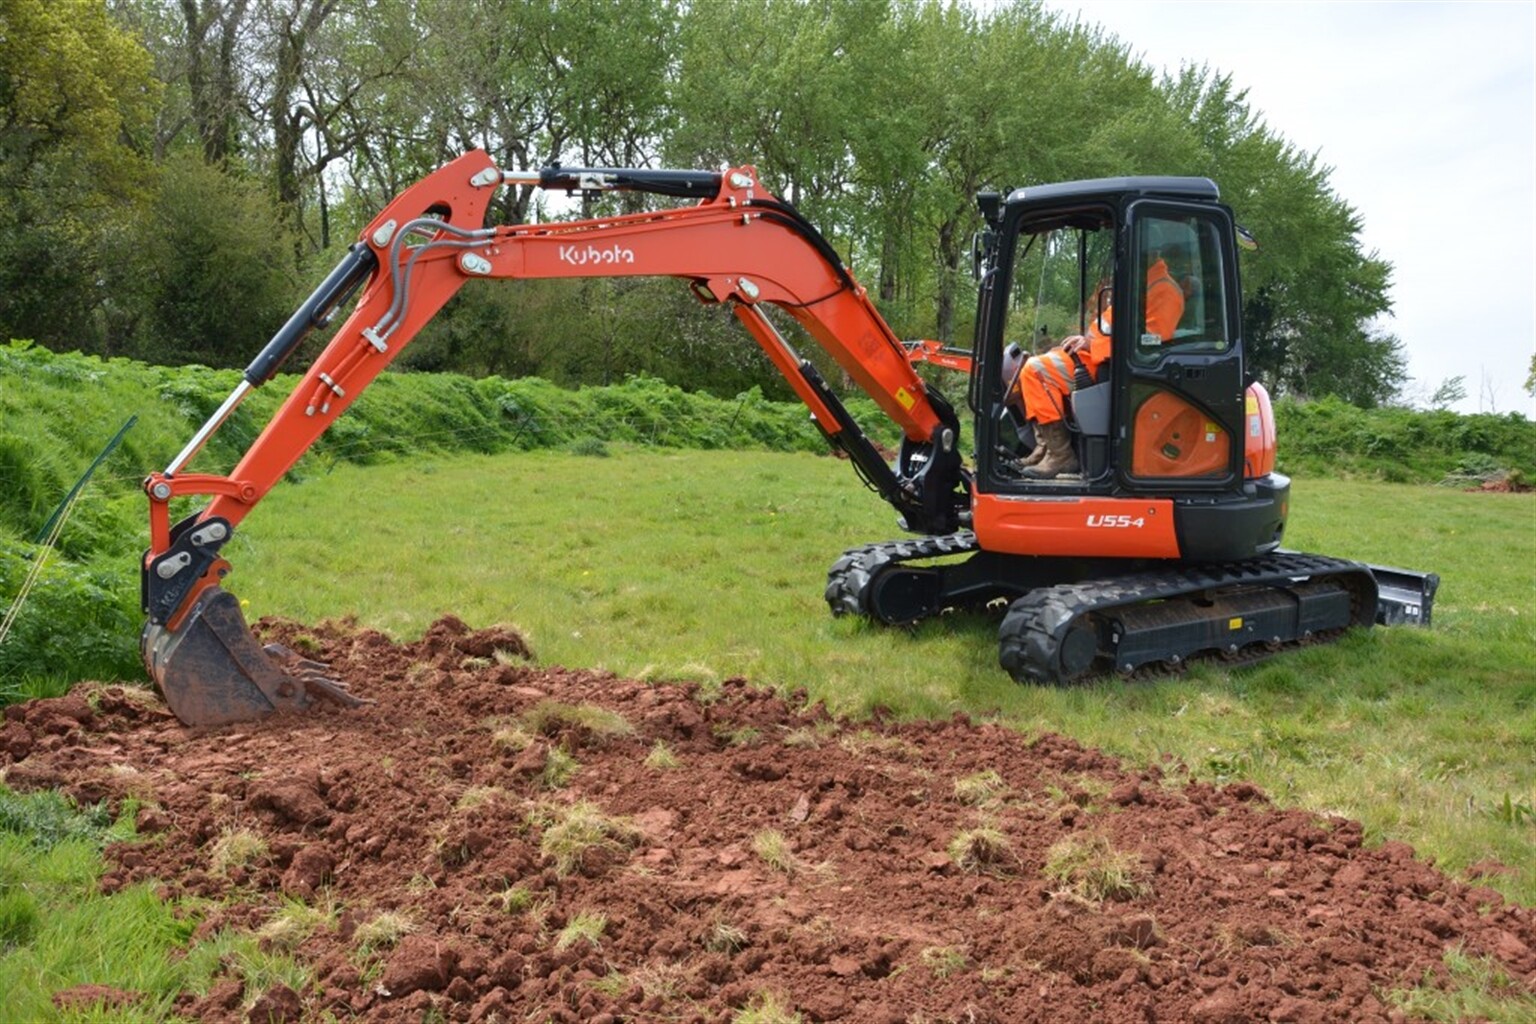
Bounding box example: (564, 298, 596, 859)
(227, 447, 1536, 904)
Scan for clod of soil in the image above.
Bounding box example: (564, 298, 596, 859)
(3, 616, 1533, 1023)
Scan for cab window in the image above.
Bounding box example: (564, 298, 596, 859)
(1006, 218, 1113, 361)
(1129, 214, 1230, 366)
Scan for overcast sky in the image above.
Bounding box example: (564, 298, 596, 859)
(1037, 0, 1536, 415)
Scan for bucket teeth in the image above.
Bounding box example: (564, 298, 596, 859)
(143, 587, 372, 727)
(263, 643, 370, 708)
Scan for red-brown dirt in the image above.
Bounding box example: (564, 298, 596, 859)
(3, 615, 1533, 1023)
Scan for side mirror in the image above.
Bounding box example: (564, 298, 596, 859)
(1094, 284, 1112, 335)
(976, 190, 1002, 226)
(971, 229, 995, 282)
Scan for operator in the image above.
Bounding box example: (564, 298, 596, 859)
(1013, 253, 1185, 479)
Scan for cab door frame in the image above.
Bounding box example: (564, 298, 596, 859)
(1113, 198, 1248, 493)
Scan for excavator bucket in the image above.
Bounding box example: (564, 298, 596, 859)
(142, 586, 369, 727)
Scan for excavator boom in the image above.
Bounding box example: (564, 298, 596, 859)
(142, 151, 967, 725)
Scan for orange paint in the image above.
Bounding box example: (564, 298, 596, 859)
(153, 150, 947, 548)
(1243, 381, 1277, 479)
(972, 494, 1180, 558)
(1130, 391, 1228, 478)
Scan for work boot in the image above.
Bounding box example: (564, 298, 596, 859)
(1018, 423, 1049, 468)
(1022, 420, 1079, 479)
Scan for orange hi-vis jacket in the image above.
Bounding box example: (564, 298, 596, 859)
(1016, 258, 1184, 426)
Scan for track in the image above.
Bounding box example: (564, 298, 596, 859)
(824, 531, 982, 618)
(827, 538, 1379, 684)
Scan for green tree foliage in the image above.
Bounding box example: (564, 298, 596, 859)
(1160, 67, 1401, 405)
(1431, 375, 1468, 411)
(0, 0, 158, 348)
(1, 0, 1412, 410)
(112, 153, 302, 366)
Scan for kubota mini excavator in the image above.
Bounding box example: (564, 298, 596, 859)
(141, 151, 1438, 726)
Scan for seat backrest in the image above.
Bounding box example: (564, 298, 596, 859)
(1071, 380, 1112, 436)
(1000, 342, 1026, 402)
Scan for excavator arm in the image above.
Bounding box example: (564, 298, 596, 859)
(141, 150, 968, 726)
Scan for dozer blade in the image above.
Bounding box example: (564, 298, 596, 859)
(143, 586, 370, 727)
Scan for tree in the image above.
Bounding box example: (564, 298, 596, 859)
(177, 0, 249, 164)
(4, 0, 1410, 410)
(0, 0, 158, 350)
(1161, 68, 1395, 402)
(112, 153, 302, 366)
(1430, 375, 1467, 411)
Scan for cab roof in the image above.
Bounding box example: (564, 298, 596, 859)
(1005, 176, 1220, 207)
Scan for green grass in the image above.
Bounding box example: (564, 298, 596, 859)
(0, 343, 865, 695)
(1387, 945, 1536, 1022)
(225, 448, 1536, 904)
(0, 786, 309, 1022)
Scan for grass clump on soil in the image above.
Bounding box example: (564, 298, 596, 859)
(554, 911, 607, 951)
(716, 724, 763, 747)
(839, 729, 921, 761)
(1044, 832, 1147, 902)
(521, 699, 634, 741)
(644, 740, 681, 769)
(453, 785, 506, 811)
(947, 824, 1016, 874)
(1387, 944, 1536, 1022)
(953, 769, 1008, 806)
(534, 801, 641, 876)
(352, 911, 416, 954)
(255, 897, 336, 953)
(751, 829, 801, 874)
(540, 746, 581, 789)
(705, 919, 749, 954)
(919, 944, 969, 979)
(208, 827, 268, 876)
(780, 724, 829, 749)
(491, 884, 541, 915)
(733, 989, 805, 1024)
(489, 722, 534, 752)
(178, 928, 312, 1011)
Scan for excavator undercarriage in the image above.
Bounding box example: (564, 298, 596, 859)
(826, 535, 1435, 685)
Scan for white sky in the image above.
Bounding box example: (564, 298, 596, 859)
(1040, 0, 1536, 415)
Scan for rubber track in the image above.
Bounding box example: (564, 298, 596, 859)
(997, 551, 1376, 684)
(824, 531, 979, 618)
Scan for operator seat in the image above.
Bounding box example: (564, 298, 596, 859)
(997, 342, 1033, 451)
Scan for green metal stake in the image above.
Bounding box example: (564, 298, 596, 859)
(34, 415, 139, 544)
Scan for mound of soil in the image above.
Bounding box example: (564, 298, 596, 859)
(3, 615, 1533, 1023)
(1474, 477, 1532, 493)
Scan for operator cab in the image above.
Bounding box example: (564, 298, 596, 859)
(971, 178, 1248, 498)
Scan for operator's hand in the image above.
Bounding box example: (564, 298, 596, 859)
(1061, 334, 1089, 355)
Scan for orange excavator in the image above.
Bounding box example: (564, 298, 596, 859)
(141, 151, 1437, 726)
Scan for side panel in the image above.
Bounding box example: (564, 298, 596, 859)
(972, 493, 1180, 558)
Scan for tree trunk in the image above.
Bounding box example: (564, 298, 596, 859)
(180, 0, 249, 165)
(270, 0, 336, 249)
(935, 218, 961, 342)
